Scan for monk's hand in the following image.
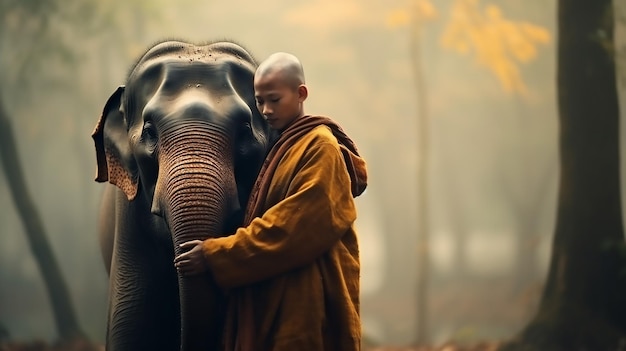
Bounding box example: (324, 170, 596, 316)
(174, 240, 209, 276)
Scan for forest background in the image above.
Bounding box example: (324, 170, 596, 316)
(1, 0, 626, 349)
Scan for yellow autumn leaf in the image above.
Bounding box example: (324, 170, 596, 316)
(492, 59, 524, 93)
(439, 0, 550, 94)
(500, 23, 536, 62)
(386, 8, 412, 28)
(386, 0, 548, 94)
(415, 0, 438, 21)
(485, 4, 502, 20)
(520, 23, 551, 44)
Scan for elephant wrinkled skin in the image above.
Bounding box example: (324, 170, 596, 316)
(91, 40, 275, 351)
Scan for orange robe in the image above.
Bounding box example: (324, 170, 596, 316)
(202, 115, 368, 351)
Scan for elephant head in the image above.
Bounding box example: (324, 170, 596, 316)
(92, 40, 274, 350)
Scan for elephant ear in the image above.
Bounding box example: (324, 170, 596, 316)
(91, 86, 139, 201)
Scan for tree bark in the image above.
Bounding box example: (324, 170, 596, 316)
(0, 91, 84, 340)
(410, 17, 431, 346)
(501, 0, 626, 350)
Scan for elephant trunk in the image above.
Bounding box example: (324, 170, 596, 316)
(158, 122, 236, 350)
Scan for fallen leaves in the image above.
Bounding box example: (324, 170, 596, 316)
(367, 342, 501, 351)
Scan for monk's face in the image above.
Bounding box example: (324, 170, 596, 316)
(254, 70, 306, 131)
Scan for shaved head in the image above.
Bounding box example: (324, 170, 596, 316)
(255, 52, 305, 89)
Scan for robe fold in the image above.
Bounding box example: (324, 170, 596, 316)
(202, 115, 368, 351)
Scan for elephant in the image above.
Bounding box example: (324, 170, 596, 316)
(91, 40, 276, 350)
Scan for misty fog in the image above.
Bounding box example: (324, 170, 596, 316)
(1, 0, 625, 348)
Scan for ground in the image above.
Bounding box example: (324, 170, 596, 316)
(0, 340, 502, 351)
(367, 343, 501, 351)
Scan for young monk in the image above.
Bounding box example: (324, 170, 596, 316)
(174, 52, 368, 351)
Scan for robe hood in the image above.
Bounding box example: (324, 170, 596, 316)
(282, 115, 367, 197)
(243, 114, 368, 225)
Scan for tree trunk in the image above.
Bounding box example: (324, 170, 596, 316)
(501, 0, 626, 350)
(410, 19, 431, 346)
(0, 91, 84, 340)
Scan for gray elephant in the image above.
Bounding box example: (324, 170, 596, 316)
(92, 40, 275, 350)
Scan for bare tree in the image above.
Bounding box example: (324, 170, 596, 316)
(0, 88, 84, 340)
(0, 0, 128, 342)
(502, 0, 626, 349)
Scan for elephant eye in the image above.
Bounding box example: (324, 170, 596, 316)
(234, 120, 252, 152)
(141, 121, 158, 151)
(236, 119, 252, 134)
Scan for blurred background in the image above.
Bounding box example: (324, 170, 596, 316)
(0, 0, 625, 348)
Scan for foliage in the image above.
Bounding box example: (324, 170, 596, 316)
(0, 0, 168, 101)
(0, 0, 171, 343)
(387, 0, 550, 95)
(0, 1, 84, 93)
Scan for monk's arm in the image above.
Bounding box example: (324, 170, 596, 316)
(202, 141, 356, 288)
